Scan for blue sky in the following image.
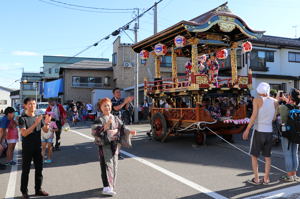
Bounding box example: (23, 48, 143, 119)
(0, 0, 299, 89)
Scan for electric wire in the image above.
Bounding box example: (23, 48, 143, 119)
(38, 0, 133, 13)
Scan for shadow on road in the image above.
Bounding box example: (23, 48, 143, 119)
(14, 188, 111, 199)
(177, 181, 300, 199)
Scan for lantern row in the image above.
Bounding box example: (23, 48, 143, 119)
(139, 35, 252, 60)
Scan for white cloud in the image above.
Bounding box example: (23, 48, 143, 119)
(0, 63, 23, 71)
(12, 51, 39, 56)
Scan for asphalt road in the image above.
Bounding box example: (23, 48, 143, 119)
(1, 122, 300, 199)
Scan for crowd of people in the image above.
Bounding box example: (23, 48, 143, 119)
(0, 84, 299, 198)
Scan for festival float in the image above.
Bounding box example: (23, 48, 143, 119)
(132, 2, 264, 144)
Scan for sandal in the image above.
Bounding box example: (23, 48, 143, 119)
(248, 178, 261, 185)
(280, 175, 294, 182)
(262, 179, 270, 185)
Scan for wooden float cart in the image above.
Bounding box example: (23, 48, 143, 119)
(132, 3, 264, 144)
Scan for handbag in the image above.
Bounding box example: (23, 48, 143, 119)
(120, 125, 132, 148)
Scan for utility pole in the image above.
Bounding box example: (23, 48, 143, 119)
(154, 2, 158, 34)
(134, 8, 139, 123)
(292, 25, 298, 38)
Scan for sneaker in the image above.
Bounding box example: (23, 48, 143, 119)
(280, 175, 294, 182)
(102, 187, 116, 196)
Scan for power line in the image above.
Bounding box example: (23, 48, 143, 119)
(46, 0, 135, 11)
(38, 0, 133, 13)
(48, 0, 164, 68)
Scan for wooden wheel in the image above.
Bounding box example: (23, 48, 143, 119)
(151, 112, 168, 141)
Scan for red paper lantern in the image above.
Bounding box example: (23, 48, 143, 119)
(174, 35, 186, 48)
(139, 50, 149, 60)
(154, 43, 167, 56)
(242, 41, 252, 52)
(216, 49, 228, 59)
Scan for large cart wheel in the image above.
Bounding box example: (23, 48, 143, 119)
(151, 112, 168, 141)
(195, 131, 206, 145)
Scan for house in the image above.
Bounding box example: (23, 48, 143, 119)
(249, 35, 300, 93)
(59, 60, 114, 104)
(43, 55, 109, 81)
(20, 72, 44, 103)
(10, 90, 20, 110)
(0, 86, 14, 112)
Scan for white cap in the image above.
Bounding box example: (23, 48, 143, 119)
(256, 82, 270, 95)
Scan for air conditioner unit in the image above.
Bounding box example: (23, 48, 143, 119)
(124, 62, 133, 67)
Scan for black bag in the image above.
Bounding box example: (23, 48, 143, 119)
(281, 104, 300, 144)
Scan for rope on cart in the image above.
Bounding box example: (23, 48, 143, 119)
(175, 120, 286, 173)
(176, 121, 217, 132)
(205, 126, 286, 173)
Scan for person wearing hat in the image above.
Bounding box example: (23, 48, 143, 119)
(277, 88, 300, 182)
(243, 82, 278, 185)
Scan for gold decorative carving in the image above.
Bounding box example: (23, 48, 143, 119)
(238, 77, 248, 85)
(154, 55, 161, 78)
(191, 38, 199, 73)
(218, 22, 236, 32)
(230, 43, 238, 84)
(196, 76, 209, 84)
(171, 47, 178, 85)
(219, 16, 235, 22)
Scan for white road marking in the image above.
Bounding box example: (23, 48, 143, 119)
(71, 129, 228, 199)
(243, 184, 300, 199)
(5, 142, 19, 199)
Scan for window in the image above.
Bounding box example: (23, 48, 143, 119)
(161, 56, 172, 67)
(104, 77, 110, 86)
(112, 53, 117, 66)
(55, 68, 59, 73)
(220, 49, 241, 69)
(266, 51, 274, 62)
(0, 100, 7, 105)
(249, 50, 274, 71)
(288, 52, 300, 62)
(49, 68, 52, 74)
(23, 83, 34, 90)
(72, 76, 104, 88)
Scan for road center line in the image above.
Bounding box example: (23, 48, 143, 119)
(70, 129, 228, 199)
(5, 142, 19, 199)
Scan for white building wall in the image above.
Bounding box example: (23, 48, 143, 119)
(250, 78, 294, 97)
(279, 49, 300, 76)
(0, 89, 12, 112)
(240, 46, 300, 96)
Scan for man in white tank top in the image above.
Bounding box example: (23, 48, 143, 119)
(242, 82, 278, 185)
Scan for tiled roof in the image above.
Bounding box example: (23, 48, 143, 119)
(43, 55, 109, 64)
(60, 60, 113, 71)
(251, 35, 300, 48)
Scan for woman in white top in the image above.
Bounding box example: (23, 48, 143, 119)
(243, 82, 278, 185)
